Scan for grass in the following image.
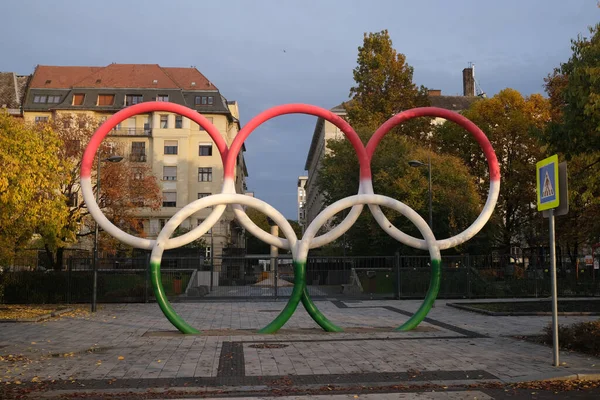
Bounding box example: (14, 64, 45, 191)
(462, 300, 600, 313)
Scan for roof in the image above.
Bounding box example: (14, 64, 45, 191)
(428, 95, 479, 111)
(29, 66, 101, 89)
(29, 64, 218, 90)
(0, 72, 29, 113)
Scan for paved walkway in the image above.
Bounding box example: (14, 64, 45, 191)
(0, 299, 599, 399)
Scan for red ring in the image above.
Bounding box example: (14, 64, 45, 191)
(366, 107, 499, 181)
(81, 102, 228, 178)
(226, 104, 370, 181)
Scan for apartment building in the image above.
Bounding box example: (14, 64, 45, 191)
(22, 63, 248, 260)
(304, 68, 480, 226)
(297, 176, 308, 231)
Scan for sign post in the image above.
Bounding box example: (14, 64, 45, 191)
(537, 154, 565, 367)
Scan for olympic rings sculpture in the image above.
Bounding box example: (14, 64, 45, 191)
(81, 102, 500, 334)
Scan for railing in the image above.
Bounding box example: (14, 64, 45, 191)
(109, 128, 151, 137)
(2, 254, 600, 303)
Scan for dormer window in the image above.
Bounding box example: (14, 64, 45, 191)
(195, 96, 214, 106)
(97, 94, 115, 106)
(73, 94, 85, 105)
(125, 95, 143, 106)
(157, 95, 169, 102)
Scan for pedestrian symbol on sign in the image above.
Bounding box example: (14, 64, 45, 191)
(542, 171, 554, 198)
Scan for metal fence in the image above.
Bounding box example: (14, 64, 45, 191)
(1, 253, 599, 304)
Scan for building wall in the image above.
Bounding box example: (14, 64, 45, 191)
(23, 109, 246, 264)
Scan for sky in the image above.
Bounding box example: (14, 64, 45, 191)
(1, 0, 598, 218)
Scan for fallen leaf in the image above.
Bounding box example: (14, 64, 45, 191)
(118, 356, 124, 360)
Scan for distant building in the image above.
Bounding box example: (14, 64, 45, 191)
(22, 63, 248, 261)
(304, 68, 480, 226)
(297, 176, 308, 230)
(0, 72, 29, 116)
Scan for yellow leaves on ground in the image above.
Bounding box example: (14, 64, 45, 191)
(0, 305, 57, 320)
(118, 356, 125, 360)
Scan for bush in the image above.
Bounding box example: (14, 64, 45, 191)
(543, 320, 600, 357)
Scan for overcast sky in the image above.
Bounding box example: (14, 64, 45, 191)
(1, 0, 598, 218)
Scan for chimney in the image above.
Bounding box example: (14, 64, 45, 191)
(463, 68, 475, 96)
(428, 89, 442, 96)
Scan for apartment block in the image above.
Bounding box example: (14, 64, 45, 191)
(22, 64, 248, 261)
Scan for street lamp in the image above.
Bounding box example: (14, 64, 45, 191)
(408, 155, 433, 230)
(92, 154, 123, 312)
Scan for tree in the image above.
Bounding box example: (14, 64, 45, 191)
(434, 89, 551, 252)
(244, 208, 302, 255)
(0, 112, 68, 264)
(345, 30, 430, 137)
(317, 128, 481, 256)
(543, 23, 600, 157)
(38, 114, 162, 269)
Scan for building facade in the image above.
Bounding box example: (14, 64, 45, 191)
(303, 68, 479, 225)
(22, 64, 248, 261)
(297, 176, 308, 231)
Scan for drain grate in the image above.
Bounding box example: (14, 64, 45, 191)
(249, 343, 288, 349)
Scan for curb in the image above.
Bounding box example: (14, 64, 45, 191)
(0, 307, 73, 323)
(447, 302, 600, 316)
(503, 371, 600, 383)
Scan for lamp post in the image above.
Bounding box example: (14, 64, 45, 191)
(92, 155, 123, 312)
(408, 155, 433, 229)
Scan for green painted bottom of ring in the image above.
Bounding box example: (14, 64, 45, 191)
(395, 258, 441, 331)
(149, 257, 441, 335)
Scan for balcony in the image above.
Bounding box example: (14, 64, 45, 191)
(109, 128, 152, 137)
(129, 153, 147, 162)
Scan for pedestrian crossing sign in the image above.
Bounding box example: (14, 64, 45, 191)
(537, 154, 559, 211)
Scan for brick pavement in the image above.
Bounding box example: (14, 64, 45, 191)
(0, 299, 599, 395)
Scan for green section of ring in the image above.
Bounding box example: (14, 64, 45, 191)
(150, 260, 200, 334)
(301, 288, 343, 332)
(258, 260, 306, 333)
(395, 258, 441, 331)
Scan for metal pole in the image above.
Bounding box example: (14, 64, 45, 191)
(210, 229, 214, 292)
(428, 154, 433, 229)
(92, 155, 100, 312)
(549, 209, 559, 366)
(270, 225, 279, 298)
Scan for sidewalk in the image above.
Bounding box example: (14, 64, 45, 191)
(1, 299, 598, 398)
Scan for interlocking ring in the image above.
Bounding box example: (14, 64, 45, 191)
(81, 102, 499, 335)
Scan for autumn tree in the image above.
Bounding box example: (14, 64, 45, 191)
(434, 89, 550, 252)
(317, 128, 481, 256)
(38, 114, 162, 269)
(0, 112, 69, 264)
(543, 23, 600, 156)
(542, 23, 600, 257)
(345, 29, 430, 137)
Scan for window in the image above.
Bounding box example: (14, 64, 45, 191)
(33, 95, 41, 103)
(199, 143, 212, 156)
(175, 115, 183, 129)
(160, 115, 168, 128)
(157, 95, 169, 102)
(198, 167, 212, 182)
(159, 218, 166, 229)
(194, 96, 214, 106)
(125, 95, 143, 106)
(67, 193, 78, 207)
(164, 140, 177, 155)
(198, 193, 210, 199)
(162, 192, 177, 207)
(73, 94, 85, 106)
(199, 117, 213, 131)
(97, 94, 115, 106)
(131, 142, 146, 162)
(47, 95, 61, 103)
(35, 116, 48, 124)
(163, 166, 177, 181)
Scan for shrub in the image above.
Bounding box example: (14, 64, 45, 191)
(543, 320, 600, 357)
